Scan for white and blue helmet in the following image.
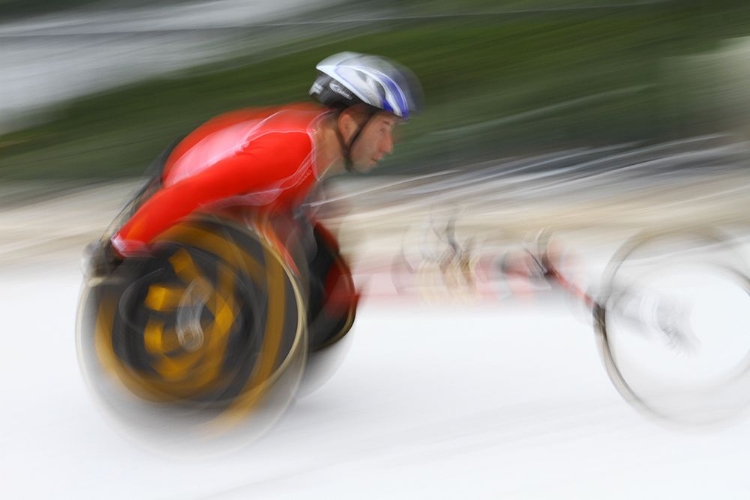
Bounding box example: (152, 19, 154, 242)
(310, 52, 423, 120)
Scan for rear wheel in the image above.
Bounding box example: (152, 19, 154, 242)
(76, 216, 307, 454)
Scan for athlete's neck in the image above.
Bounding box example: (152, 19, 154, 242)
(313, 113, 347, 178)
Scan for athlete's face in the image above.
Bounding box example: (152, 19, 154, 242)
(344, 111, 400, 172)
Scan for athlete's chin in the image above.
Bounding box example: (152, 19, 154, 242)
(357, 160, 379, 172)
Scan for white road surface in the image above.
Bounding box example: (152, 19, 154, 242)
(2, 239, 750, 499)
(2, 158, 750, 498)
(0, 266, 750, 499)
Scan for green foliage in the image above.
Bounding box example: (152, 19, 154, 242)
(2, 2, 750, 179)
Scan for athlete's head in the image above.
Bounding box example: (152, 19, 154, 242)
(309, 52, 423, 172)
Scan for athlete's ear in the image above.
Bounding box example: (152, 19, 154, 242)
(337, 106, 367, 142)
(337, 108, 358, 142)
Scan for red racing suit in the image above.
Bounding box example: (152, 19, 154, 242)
(110, 102, 357, 349)
(111, 103, 328, 256)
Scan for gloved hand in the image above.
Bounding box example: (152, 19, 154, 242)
(82, 239, 123, 280)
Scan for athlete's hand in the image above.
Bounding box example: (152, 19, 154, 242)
(83, 239, 123, 280)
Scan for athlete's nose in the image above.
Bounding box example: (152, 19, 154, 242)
(382, 130, 394, 155)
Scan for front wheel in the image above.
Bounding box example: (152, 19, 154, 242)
(595, 228, 750, 425)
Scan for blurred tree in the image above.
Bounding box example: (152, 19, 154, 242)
(0, 0, 191, 20)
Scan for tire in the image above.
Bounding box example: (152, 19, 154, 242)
(76, 215, 307, 454)
(594, 228, 750, 425)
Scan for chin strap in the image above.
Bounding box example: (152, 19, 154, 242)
(334, 126, 355, 173)
(336, 107, 378, 173)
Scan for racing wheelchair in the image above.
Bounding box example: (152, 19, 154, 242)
(77, 207, 357, 452)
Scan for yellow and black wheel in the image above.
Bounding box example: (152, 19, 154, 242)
(76, 216, 307, 454)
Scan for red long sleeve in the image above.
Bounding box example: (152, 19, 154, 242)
(111, 107, 322, 256)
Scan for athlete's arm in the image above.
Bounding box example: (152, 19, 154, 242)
(111, 132, 313, 256)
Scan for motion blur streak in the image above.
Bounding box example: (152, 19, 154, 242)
(3, 0, 750, 498)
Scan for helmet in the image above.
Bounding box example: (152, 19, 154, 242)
(310, 52, 423, 120)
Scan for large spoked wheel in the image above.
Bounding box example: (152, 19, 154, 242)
(594, 228, 750, 425)
(76, 216, 307, 454)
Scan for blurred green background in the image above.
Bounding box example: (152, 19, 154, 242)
(2, 0, 750, 179)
